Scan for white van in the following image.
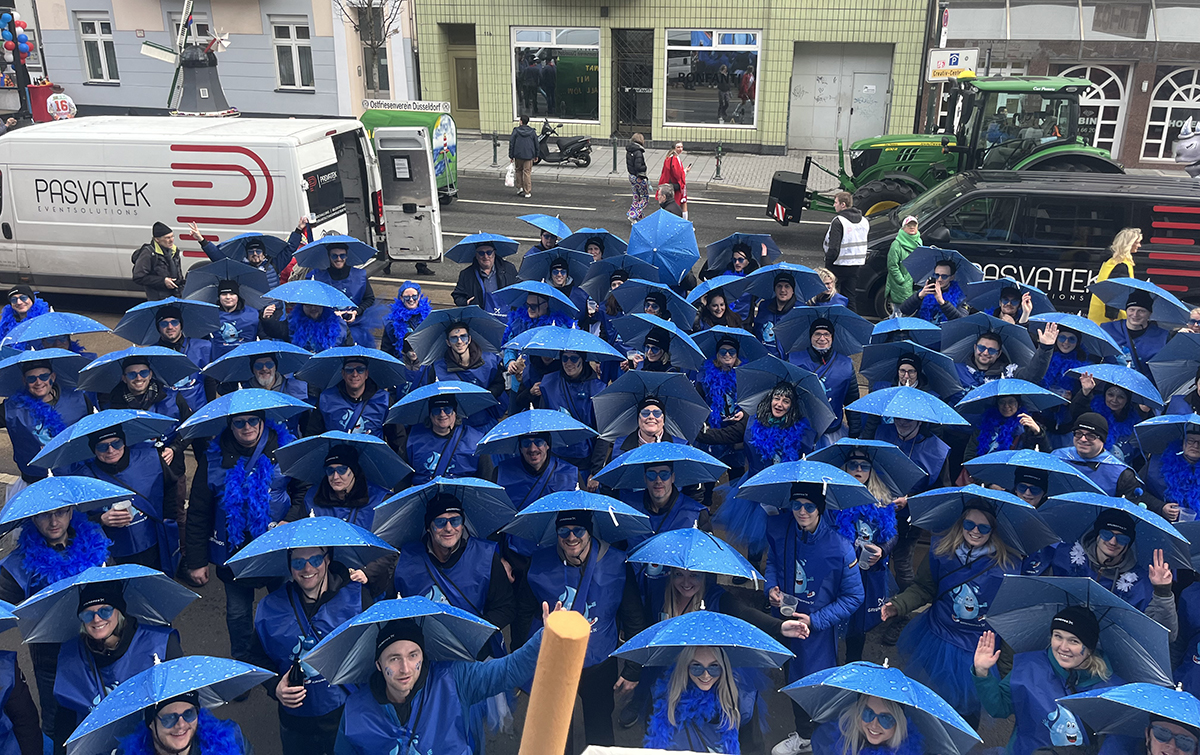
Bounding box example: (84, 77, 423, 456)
(0, 116, 387, 296)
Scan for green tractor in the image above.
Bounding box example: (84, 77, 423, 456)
(768, 73, 1124, 224)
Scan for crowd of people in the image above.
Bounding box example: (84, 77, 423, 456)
(0, 208, 1194, 755)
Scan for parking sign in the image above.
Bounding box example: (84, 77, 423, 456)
(927, 48, 979, 82)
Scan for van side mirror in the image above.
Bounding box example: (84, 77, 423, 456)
(925, 225, 950, 243)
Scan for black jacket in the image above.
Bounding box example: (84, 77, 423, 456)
(509, 125, 539, 161)
(660, 198, 684, 217)
(626, 143, 647, 177)
(131, 242, 183, 300)
(451, 258, 519, 308)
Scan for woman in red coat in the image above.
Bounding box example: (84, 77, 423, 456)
(658, 142, 691, 219)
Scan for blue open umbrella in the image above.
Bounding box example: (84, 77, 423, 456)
(115, 298, 221, 345)
(1134, 413, 1200, 456)
(293, 234, 377, 269)
(294, 345, 407, 390)
(201, 340, 312, 384)
(627, 209, 701, 285)
(1067, 363, 1163, 411)
(0, 476, 133, 535)
(176, 388, 312, 441)
(858, 342, 962, 400)
(1148, 330, 1200, 400)
(907, 485, 1059, 556)
(518, 213, 572, 240)
(963, 449, 1103, 496)
(76, 346, 198, 394)
(1060, 683, 1200, 743)
(685, 275, 743, 305)
(1088, 278, 1192, 326)
(500, 490, 651, 547)
(782, 661, 982, 755)
(809, 439, 928, 499)
(65, 656, 273, 755)
(626, 528, 764, 584)
(0, 347, 85, 395)
(902, 246, 983, 287)
(478, 409, 597, 456)
(0, 603, 16, 636)
(559, 228, 628, 257)
(371, 476, 516, 546)
(869, 316, 941, 348)
(610, 279, 697, 331)
(385, 381, 497, 427)
(579, 256, 659, 303)
(847, 385, 969, 426)
(965, 277, 1055, 316)
(734, 356, 837, 435)
(1027, 312, 1123, 359)
(954, 378, 1068, 417)
(592, 371, 709, 443)
(774, 305, 874, 357)
(180, 259, 270, 307)
(612, 611, 792, 668)
(723, 262, 826, 303)
(502, 325, 625, 363)
(941, 312, 1036, 366)
(738, 460, 878, 512)
(518, 248, 593, 284)
(445, 232, 520, 263)
(611, 313, 705, 371)
(31, 409, 178, 470)
(225, 516, 397, 579)
(595, 443, 729, 490)
(1038, 492, 1190, 571)
(988, 575, 1171, 685)
(705, 232, 782, 271)
(275, 431, 411, 488)
(269, 279, 356, 310)
(4, 312, 109, 347)
(494, 280, 579, 319)
(1179, 521, 1200, 571)
(691, 325, 769, 363)
(406, 305, 507, 367)
(13, 564, 198, 644)
(215, 231, 293, 273)
(302, 597, 498, 686)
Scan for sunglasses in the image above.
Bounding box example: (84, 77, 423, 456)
(1098, 528, 1132, 547)
(561, 354, 582, 364)
(1015, 482, 1044, 497)
(231, 417, 261, 430)
(1191, 319, 1200, 328)
(963, 520, 993, 535)
(1151, 725, 1198, 754)
(644, 469, 673, 482)
(644, 301, 661, 312)
(540, 231, 556, 239)
(432, 515, 463, 530)
(448, 334, 471, 344)
(933, 273, 952, 280)
(158, 318, 181, 329)
(342, 365, 368, 375)
(999, 296, 1020, 306)
(252, 360, 276, 372)
(124, 369, 152, 380)
(8, 295, 28, 304)
(845, 460, 872, 473)
(430, 405, 455, 416)
(789, 501, 819, 514)
(401, 294, 421, 303)
(519, 437, 548, 449)
(645, 345, 663, 356)
(975, 344, 1001, 357)
(95, 439, 125, 454)
(330, 252, 348, 261)
(78, 605, 117, 624)
(526, 300, 548, 311)
(860, 708, 897, 731)
(1073, 430, 1100, 442)
(156, 708, 199, 730)
(557, 525, 587, 540)
(732, 256, 748, 264)
(551, 267, 569, 276)
(325, 465, 350, 477)
(290, 552, 327, 572)
(639, 408, 664, 419)
(688, 662, 723, 679)
(1057, 333, 1078, 344)
(476, 248, 496, 257)
(717, 348, 738, 358)
(24, 372, 52, 385)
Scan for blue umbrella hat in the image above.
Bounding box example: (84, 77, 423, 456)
(176, 388, 311, 441)
(0, 476, 137, 535)
(1148, 330, 1200, 401)
(774, 305, 874, 357)
(869, 316, 941, 349)
(685, 274, 743, 306)
(502, 325, 625, 363)
(1134, 413, 1200, 456)
(293, 234, 377, 270)
(626, 528, 764, 584)
(591, 371, 710, 443)
(847, 386, 969, 428)
(987, 575, 1172, 685)
(723, 262, 826, 304)
(494, 280, 580, 320)
(782, 661, 982, 755)
(954, 378, 1069, 419)
(180, 259, 270, 307)
(1088, 278, 1192, 326)
(216, 231, 292, 272)
(201, 340, 312, 385)
(901, 246, 983, 288)
(612, 611, 792, 668)
(579, 256, 659, 303)
(275, 431, 412, 488)
(0, 347, 85, 395)
(594, 443, 729, 491)
(14, 564, 199, 644)
(5, 312, 109, 349)
(384, 382, 497, 427)
(301, 597, 499, 686)
(0, 602, 16, 636)
(559, 228, 629, 258)
(906, 485, 1059, 557)
(294, 345, 407, 391)
(858, 342, 963, 400)
(691, 325, 769, 364)
(738, 460, 878, 513)
(65, 656, 273, 755)
(76, 346, 197, 394)
(611, 314, 705, 371)
(962, 449, 1103, 498)
(406, 305, 507, 367)
(477, 409, 597, 457)
(1038, 492, 1190, 571)
(518, 213, 572, 242)
(269, 279, 356, 310)
(1060, 683, 1200, 749)
(518, 248, 593, 284)
(444, 232, 520, 264)
(1066, 363, 1164, 412)
(610, 279, 697, 331)
(114, 298, 221, 345)
(370, 476, 516, 547)
(224, 515, 397, 579)
(941, 312, 1037, 367)
(1027, 312, 1123, 360)
(808, 439, 928, 500)
(705, 232, 782, 271)
(627, 209, 701, 285)
(965, 277, 1055, 318)
(30, 409, 178, 470)
(734, 356, 837, 436)
(499, 490, 651, 547)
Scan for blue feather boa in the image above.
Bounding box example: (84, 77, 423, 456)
(385, 292, 431, 345)
(698, 360, 738, 427)
(118, 709, 243, 755)
(287, 305, 344, 352)
(20, 513, 109, 587)
(644, 675, 741, 753)
(836, 503, 898, 545)
(7, 391, 68, 439)
(747, 416, 810, 464)
(823, 717, 925, 755)
(1089, 395, 1136, 453)
(1160, 441, 1200, 514)
(211, 421, 296, 549)
(975, 406, 1025, 456)
(1042, 350, 1087, 393)
(0, 297, 49, 342)
(916, 282, 964, 323)
(502, 307, 576, 342)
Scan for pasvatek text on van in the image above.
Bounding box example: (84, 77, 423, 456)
(33, 178, 150, 217)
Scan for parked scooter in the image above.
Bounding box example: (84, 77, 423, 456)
(534, 120, 592, 167)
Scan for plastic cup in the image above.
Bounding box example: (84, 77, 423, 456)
(780, 594, 799, 617)
(112, 500, 131, 512)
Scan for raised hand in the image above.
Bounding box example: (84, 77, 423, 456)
(880, 601, 898, 622)
(1149, 548, 1173, 586)
(973, 630, 1001, 676)
(1079, 372, 1096, 395)
(1038, 322, 1059, 346)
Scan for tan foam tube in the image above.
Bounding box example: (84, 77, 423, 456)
(518, 610, 591, 755)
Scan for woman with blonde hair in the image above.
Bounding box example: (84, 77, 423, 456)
(809, 267, 849, 307)
(1088, 227, 1142, 324)
(644, 645, 753, 752)
(810, 694, 923, 755)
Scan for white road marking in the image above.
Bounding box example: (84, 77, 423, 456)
(458, 199, 597, 212)
(444, 231, 540, 242)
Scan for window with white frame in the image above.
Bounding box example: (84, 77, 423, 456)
(77, 12, 118, 82)
(1142, 66, 1200, 161)
(169, 12, 210, 44)
(664, 30, 760, 127)
(512, 27, 600, 122)
(271, 16, 314, 89)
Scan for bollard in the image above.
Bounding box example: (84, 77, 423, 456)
(491, 133, 499, 167)
(611, 131, 620, 174)
(713, 140, 724, 181)
(518, 611, 590, 755)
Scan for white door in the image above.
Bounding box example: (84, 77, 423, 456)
(788, 43, 893, 151)
(848, 72, 890, 144)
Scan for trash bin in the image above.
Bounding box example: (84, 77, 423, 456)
(27, 83, 51, 122)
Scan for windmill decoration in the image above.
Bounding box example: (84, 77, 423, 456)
(139, 0, 236, 117)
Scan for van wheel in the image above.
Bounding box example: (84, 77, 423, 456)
(852, 180, 919, 216)
(870, 281, 894, 320)
(573, 154, 591, 168)
(439, 194, 454, 206)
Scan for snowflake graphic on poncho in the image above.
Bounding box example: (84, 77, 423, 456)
(1115, 571, 1138, 593)
(1069, 542, 1087, 567)
(558, 585, 598, 628)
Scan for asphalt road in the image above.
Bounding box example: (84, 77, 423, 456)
(0, 175, 1014, 754)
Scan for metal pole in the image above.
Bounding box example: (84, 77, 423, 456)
(491, 134, 499, 167)
(713, 140, 724, 181)
(611, 132, 619, 174)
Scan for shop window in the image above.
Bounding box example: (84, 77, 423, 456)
(512, 27, 600, 123)
(1154, 0, 1200, 42)
(1053, 63, 1129, 159)
(1142, 66, 1200, 161)
(664, 29, 759, 127)
(1009, 0, 1081, 39)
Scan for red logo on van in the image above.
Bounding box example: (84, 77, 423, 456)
(169, 144, 274, 226)
(306, 175, 318, 192)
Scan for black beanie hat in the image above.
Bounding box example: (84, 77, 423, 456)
(323, 444, 360, 470)
(424, 492, 464, 529)
(375, 619, 425, 660)
(555, 510, 593, 536)
(773, 271, 796, 289)
(1051, 605, 1101, 652)
(1073, 412, 1109, 439)
(6, 284, 33, 301)
(120, 357, 152, 371)
(789, 483, 826, 513)
(715, 334, 740, 353)
(809, 317, 835, 337)
(644, 327, 671, 351)
(218, 280, 240, 296)
(1092, 508, 1136, 542)
(145, 691, 199, 725)
(155, 305, 183, 325)
(21, 359, 51, 374)
(644, 291, 668, 312)
(1015, 467, 1049, 490)
(88, 427, 126, 452)
(78, 580, 127, 616)
(429, 395, 458, 412)
(637, 395, 665, 413)
(610, 269, 630, 285)
(585, 237, 605, 253)
(1126, 289, 1155, 311)
(152, 222, 172, 239)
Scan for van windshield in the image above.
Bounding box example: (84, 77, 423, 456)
(886, 174, 974, 228)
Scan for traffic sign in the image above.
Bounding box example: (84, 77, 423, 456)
(927, 48, 979, 82)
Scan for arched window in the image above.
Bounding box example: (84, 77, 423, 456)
(1143, 66, 1200, 161)
(1055, 63, 1128, 159)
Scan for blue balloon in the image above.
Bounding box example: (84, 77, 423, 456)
(17, 43, 27, 53)
(16, 34, 27, 44)
(1, 14, 12, 25)
(1, 31, 11, 41)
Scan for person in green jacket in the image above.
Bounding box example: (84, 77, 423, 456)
(886, 215, 922, 310)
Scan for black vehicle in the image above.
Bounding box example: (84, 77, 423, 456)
(534, 120, 592, 167)
(856, 171, 1200, 317)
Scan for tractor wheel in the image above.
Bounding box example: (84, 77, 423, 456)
(852, 179, 919, 216)
(1027, 158, 1097, 173)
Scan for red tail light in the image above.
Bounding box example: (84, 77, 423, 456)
(373, 190, 385, 235)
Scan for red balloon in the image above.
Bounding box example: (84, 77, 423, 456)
(3, 41, 14, 51)
(13, 21, 24, 29)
